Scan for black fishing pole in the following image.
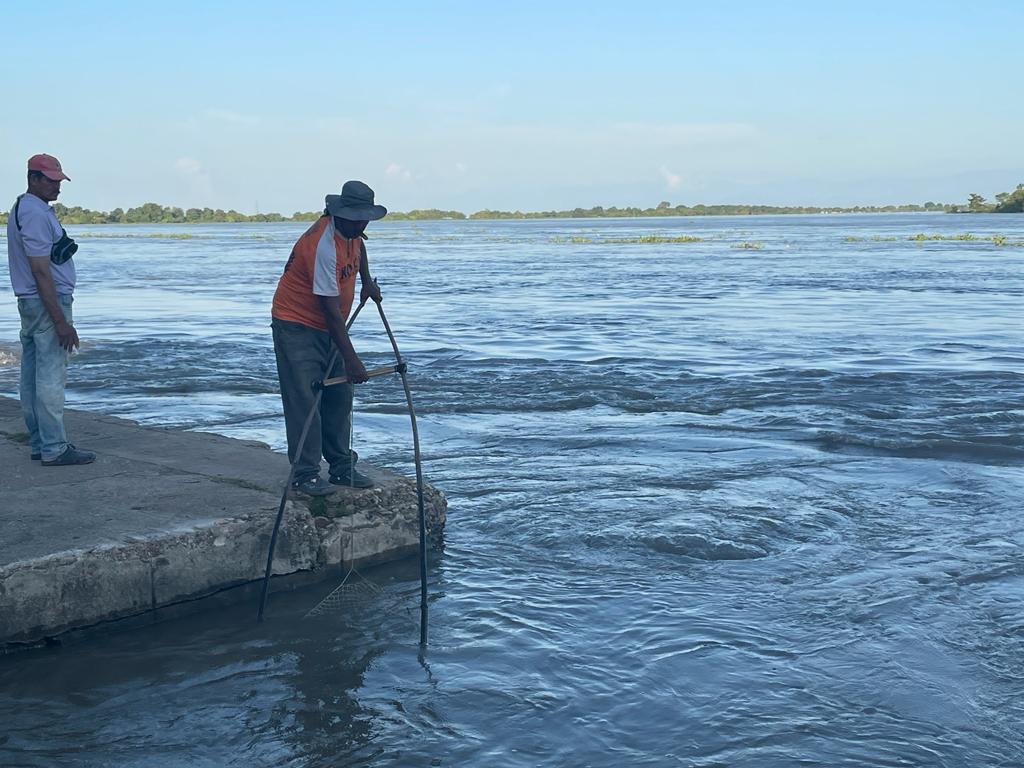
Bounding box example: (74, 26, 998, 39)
(373, 296, 429, 647)
(256, 299, 368, 623)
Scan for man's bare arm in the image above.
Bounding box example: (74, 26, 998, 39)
(317, 295, 368, 383)
(359, 241, 381, 304)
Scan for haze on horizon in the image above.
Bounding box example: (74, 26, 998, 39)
(2, 1, 1021, 216)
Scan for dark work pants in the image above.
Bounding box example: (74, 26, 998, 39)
(272, 318, 357, 482)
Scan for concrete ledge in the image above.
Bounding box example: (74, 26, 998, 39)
(0, 396, 446, 645)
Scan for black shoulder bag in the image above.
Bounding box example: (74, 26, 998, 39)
(13, 195, 78, 265)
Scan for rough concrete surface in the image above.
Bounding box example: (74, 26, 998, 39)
(0, 396, 446, 645)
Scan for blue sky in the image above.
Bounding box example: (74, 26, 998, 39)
(3, 0, 1021, 213)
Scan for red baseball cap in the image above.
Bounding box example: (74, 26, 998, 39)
(27, 153, 71, 182)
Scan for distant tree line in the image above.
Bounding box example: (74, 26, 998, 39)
(0, 202, 291, 226)
(951, 184, 1024, 213)
(284, 207, 470, 221)
(2, 192, 1021, 226)
(466, 201, 952, 219)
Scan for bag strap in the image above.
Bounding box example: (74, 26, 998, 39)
(13, 194, 23, 232)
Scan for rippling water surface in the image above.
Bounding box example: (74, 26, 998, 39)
(1, 214, 1023, 767)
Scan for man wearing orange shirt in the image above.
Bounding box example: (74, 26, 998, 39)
(271, 181, 385, 496)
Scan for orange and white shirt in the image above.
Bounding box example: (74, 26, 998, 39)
(272, 216, 361, 331)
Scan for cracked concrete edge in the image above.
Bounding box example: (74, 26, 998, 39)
(0, 483, 448, 646)
(0, 502, 320, 645)
(315, 480, 448, 567)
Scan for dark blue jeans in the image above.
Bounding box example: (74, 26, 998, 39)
(271, 318, 356, 482)
(18, 294, 73, 460)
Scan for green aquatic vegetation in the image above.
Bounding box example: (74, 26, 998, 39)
(732, 241, 764, 249)
(842, 233, 1024, 245)
(908, 233, 979, 241)
(905, 233, 1022, 245)
(548, 236, 592, 244)
(548, 234, 703, 245)
(74, 232, 206, 240)
(987, 235, 1024, 246)
(606, 234, 704, 244)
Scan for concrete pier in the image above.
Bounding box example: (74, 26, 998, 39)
(0, 396, 446, 646)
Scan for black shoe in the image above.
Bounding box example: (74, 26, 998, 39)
(329, 467, 374, 489)
(291, 476, 337, 497)
(42, 444, 96, 466)
(30, 452, 41, 461)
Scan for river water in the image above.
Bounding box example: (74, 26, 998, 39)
(1, 214, 1022, 767)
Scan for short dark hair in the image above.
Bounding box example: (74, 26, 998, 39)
(27, 170, 46, 182)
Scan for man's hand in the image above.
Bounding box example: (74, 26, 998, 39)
(360, 279, 382, 304)
(344, 353, 369, 384)
(27, 257, 77, 351)
(56, 320, 79, 352)
(318, 294, 368, 382)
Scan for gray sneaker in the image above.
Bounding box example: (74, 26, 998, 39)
(42, 444, 96, 466)
(291, 476, 337, 497)
(329, 467, 374, 489)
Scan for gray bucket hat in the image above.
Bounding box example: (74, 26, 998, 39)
(325, 180, 388, 221)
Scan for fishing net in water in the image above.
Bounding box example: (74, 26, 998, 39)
(304, 552, 419, 631)
(305, 567, 384, 617)
(304, 427, 391, 618)
(303, 396, 390, 619)
(304, 468, 386, 619)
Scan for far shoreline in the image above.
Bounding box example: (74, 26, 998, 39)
(0, 204, 964, 228)
(2, 188, 1021, 227)
(0, 209, 1014, 233)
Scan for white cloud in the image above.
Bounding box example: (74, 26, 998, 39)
(385, 162, 413, 181)
(174, 157, 214, 204)
(660, 167, 682, 189)
(175, 157, 203, 176)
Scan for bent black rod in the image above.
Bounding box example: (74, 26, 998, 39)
(374, 299, 429, 647)
(257, 299, 367, 623)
